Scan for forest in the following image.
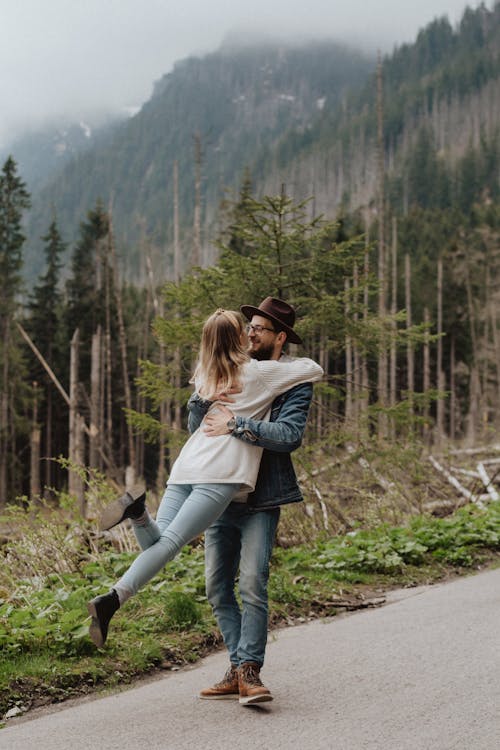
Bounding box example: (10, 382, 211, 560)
(3, 4, 500, 723)
(0, 2, 499, 511)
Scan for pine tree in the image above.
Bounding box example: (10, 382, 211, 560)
(27, 218, 66, 493)
(0, 156, 31, 504)
(65, 201, 110, 372)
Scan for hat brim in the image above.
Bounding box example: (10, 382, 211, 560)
(240, 305, 303, 345)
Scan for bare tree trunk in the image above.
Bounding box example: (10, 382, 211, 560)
(0, 318, 10, 506)
(353, 262, 361, 430)
(90, 326, 102, 469)
(109, 223, 136, 478)
(18, 322, 118, 483)
(449, 335, 456, 440)
(390, 218, 397, 404)
(344, 278, 353, 425)
(193, 133, 202, 267)
(436, 257, 445, 443)
(490, 290, 500, 427)
(172, 159, 182, 459)
(44, 384, 53, 493)
(30, 383, 41, 501)
(390, 218, 397, 438)
(69, 329, 84, 507)
(173, 159, 180, 281)
(104, 259, 113, 457)
(464, 262, 480, 442)
(316, 331, 327, 436)
(405, 253, 414, 418)
(376, 54, 388, 438)
(157, 295, 171, 492)
(75, 413, 86, 517)
(466, 367, 480, 446)
(423, 307, 431, 443)
(360, 235, 370, 434)
(135, 282, 151, 480)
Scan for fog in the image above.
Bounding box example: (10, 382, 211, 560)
(0, 0, 487, 146)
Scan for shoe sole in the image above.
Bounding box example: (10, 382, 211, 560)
(87, 601, 105, 648)
(99, 484, 146, 531)
(199, 693, 239, 700)
(239, 694, 273, 705)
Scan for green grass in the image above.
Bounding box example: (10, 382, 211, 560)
(2, 500, 500, 718)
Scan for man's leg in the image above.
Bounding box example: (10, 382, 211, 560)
(204, 507, 242, 664)
(237, 508, 280, 666)
(200, 506, 242, 699)
(236, 508, 280, 705)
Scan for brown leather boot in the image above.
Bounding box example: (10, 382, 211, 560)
(238, 662, 273, 705)
(199, 665, 239, 700)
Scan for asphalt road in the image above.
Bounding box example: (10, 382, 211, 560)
(2, 567, 500, 750)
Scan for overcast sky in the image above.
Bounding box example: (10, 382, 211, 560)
(0, 0, 489, 146)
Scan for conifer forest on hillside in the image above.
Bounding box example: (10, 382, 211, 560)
(1, 2, 500, 509)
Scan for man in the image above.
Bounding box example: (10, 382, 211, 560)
(187, 297, 315, 706)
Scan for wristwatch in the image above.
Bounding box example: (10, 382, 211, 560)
(226, 417, 236, 433)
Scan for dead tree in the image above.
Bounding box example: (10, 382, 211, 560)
(108, 220, 136, 479)
(450, 335, 456, 440)
(30, 382, 41, 501)
(344, 278, 353, 424)
(423, 307, 431, 442)
(18, 323, 120, 497)
(405, 253, 414, 417)
(376, 53, 388, 437)
(172, 159, 182, 456)
(0, 318, 11, 506)
(353, 262, 361, 429)
(390, 218, 398, 436)
(90, 326, 102, 469)
(360, 228, 370, 433)
(173, 159, 181, 281)
(193, 133, 202, 267)
(436, 257, 445, 443)
(69, 329, 85, 511)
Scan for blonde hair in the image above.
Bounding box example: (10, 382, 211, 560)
(192, 309, 249, 398)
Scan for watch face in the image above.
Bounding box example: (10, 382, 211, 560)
(227, 417, 236, 431)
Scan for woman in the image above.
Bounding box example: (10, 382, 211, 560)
(88, 308, 323, 647)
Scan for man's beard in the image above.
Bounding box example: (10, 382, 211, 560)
(249, 342, 275, 361)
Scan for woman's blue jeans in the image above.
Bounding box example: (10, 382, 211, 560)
(115, 483, 240, 597)
(204, 504, 280, 667)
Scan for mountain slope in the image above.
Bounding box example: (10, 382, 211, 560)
(259, 3, 500, 215)
(20, 3, 500, 285)
(22, 40, 374, 281)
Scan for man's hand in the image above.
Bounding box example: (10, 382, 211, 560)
(203, 404, 235, 436)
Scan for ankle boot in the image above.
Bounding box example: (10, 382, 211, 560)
(199, 665, 239, 700)
(238, 662, 273, 705)
(87, 589, 120, 647)
(99, 484, 146, 531)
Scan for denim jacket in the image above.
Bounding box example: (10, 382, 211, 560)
(187, 382, 313, 511)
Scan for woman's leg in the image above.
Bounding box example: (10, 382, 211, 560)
(131, 483, 187, 550)
(115, 483, 240, 599)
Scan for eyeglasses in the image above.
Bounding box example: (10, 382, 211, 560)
(246, 323, 276, 335)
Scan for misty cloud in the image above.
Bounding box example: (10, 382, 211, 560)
(0, 0, 485, 146)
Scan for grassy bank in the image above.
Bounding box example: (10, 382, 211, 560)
(2, 499, 500, 721)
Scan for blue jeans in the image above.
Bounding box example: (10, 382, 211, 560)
(115, 483, 240, 597)
(204, 504, 280, 667)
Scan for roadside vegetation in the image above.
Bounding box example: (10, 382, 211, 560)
(1, 460, 500, 721)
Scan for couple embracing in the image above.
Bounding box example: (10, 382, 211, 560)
(88, 296, 322, 705)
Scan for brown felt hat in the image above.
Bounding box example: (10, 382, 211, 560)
(240, 296, 303, 345)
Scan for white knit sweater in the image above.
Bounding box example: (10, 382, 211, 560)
(167, 357, 323, 490)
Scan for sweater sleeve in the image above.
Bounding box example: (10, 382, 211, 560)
(255, 357, 323, 396)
